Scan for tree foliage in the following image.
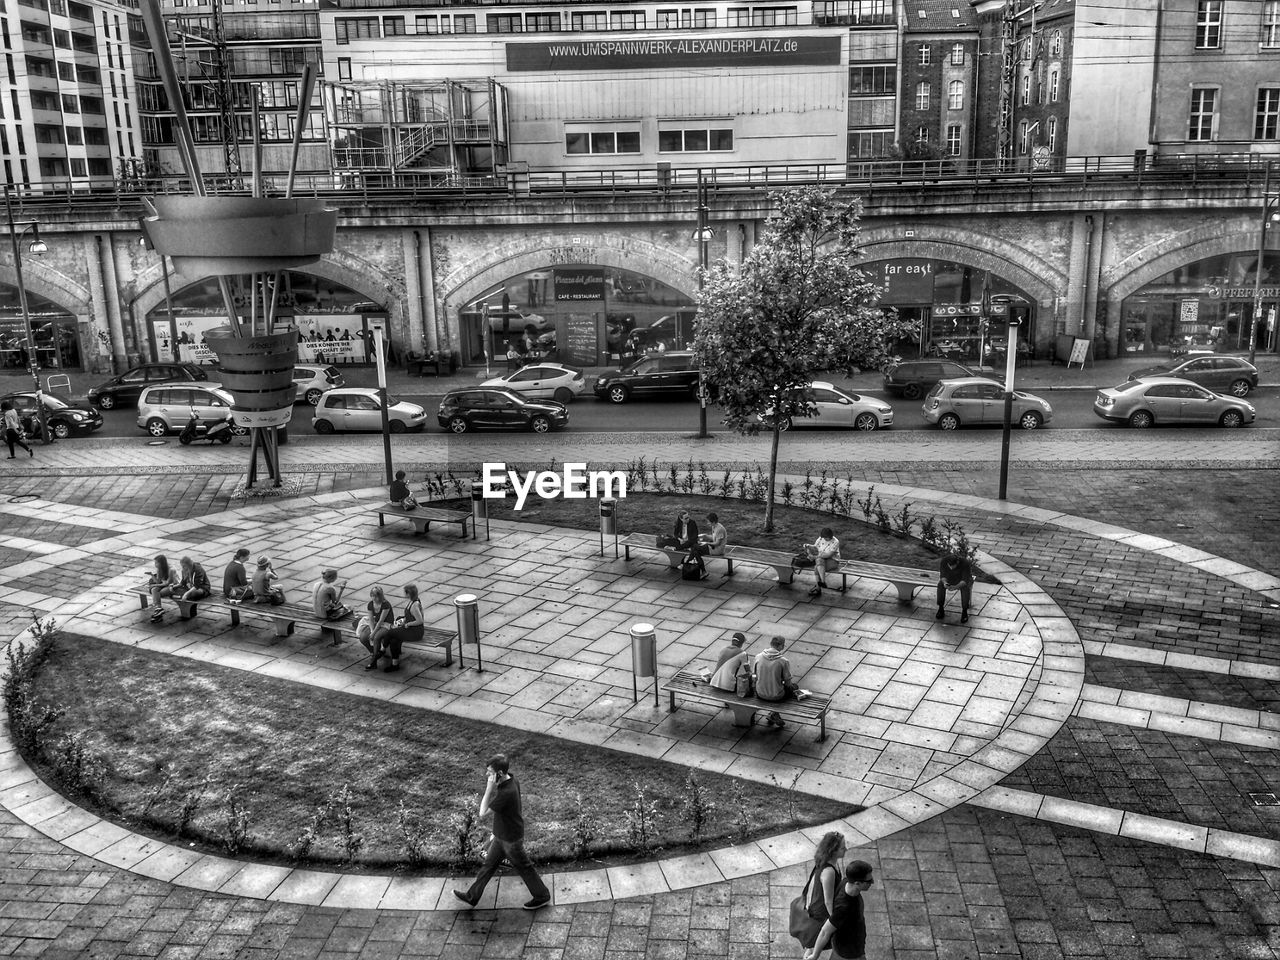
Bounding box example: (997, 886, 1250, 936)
(692, 186, 911, 530)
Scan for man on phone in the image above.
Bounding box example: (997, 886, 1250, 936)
(454, 754, 551, 910)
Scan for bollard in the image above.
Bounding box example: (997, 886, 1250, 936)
(454, 593, 482, 671)
(599, 496, 618, 558)
(629, 622, 658, 707)
(471, 479, 489, 541)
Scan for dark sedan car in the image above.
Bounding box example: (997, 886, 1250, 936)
(883, 359, 989, 400)
(0, 392, 103, 439)
(593, 351, 701, 403)
(1127, 355, 1258, 397)
(438, 387, 568, 434)
(87, 362, 210, 410)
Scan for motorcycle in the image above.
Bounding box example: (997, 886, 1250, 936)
(179, 408, 237, 445)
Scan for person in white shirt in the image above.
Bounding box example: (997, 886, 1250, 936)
(802, 527, 841, 598)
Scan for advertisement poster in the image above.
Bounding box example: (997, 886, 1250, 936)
(174, 316, 228, 364)
(294, 315, 370, 364)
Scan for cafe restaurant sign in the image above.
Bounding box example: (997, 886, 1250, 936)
(1207, 284, 1280, 299)
(506, 35, 842, 71)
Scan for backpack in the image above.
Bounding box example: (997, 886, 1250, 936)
(681, 557, 703, 581)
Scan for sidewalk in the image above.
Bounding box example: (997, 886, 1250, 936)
(4, 351, 1279, 402)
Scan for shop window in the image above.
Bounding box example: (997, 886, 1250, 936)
(1196, 1, 1222, 48)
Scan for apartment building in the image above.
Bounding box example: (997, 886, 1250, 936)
(898, 0, 979, 161)
(136, 0, 326, 188)
(1, 0, 143, 188)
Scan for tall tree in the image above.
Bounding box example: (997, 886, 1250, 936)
(692, 186, 910, 531)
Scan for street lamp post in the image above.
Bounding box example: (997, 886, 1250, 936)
(993, 299, 1019, 501)
(1248, 193, 1280, 365)
(3, 185, 49, 396)
(693, 170, 712, 440)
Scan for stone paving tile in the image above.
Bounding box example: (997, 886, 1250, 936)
(4, 552, 142, 599)
(0, 513, 119, 548)
(1084, 655, 1280, 715)
(997, 716, 1280, 840)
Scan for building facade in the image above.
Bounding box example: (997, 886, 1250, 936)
(898, 0, 978, 162)
(1, 0, 144, 189)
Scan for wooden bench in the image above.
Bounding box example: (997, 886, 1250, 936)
(661, 668, 831, 741)
(369, 503, 472, 538)
(621, 534, 935, 602)
(322, 621, 461, 667)
(131, 587, 346, 639)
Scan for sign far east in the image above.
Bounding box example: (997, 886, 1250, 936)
(506, 35, 843, 71)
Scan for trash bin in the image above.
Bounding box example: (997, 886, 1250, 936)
(599, 497, 616, 536)
(630, 622, 658, 705)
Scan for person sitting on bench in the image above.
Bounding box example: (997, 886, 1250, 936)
(673, 509, 707, 579)
(937, 540, 974, 624)
(222, 547, 251, 601)
(801, 527, 841, 598)
(709, 632, 751, 693)
(753, 635, 801, 727)
(389, 470, 413, 507)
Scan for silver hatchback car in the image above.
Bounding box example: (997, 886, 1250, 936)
(922, 377, 1053, 430)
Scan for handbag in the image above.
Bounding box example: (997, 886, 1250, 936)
(401, 495, 418, 511)
(734, 665, 753, 699)
(792, 553, 816, 569)
(788, 867, 823, 948)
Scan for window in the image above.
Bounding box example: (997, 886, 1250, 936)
(1021, 75, 1030, 105)
(1018, 120, 1029, 155)
(1049, 70, 1059, 103)
(610, 11, 645, 29)
(65, 126, 82, 144)
(1046, 116, 1057, 152)
(946, 123, 961, 156)
(337, 57, 351, 80)
(914, 125, 929, 143)
(1265, 1, 1280, 47)
(526, 13, 560, 31)
(849, 130, 893, 158)
(70, 158, 86, 177)
(950, 42, 964, 65)
(453, 15, 476, 33)
(570, 11, 607, 29)
(1196, 1, 1222, 48)
(1050, 30, 1062, 56)
(1257, 88, 1280, 140)
(415, 14, 436, 33)
(918, 43, 930, 65)
(948, 80, 963, 110)
(62, 94, 80, 113)
(658, 127, 734, 151)
(850, 65, 893, 95)
(565, 129, 640, 154)
(727, 7, 749, 26)
(916, 81, 930, 110)
(752, 7, 797, 25)
(56, 61, 74, 80)
(335, 17, 377, 43)
(487, 14, 522, 33)
(657, 8, 678, 28)
(382, 16, 405, 35)
(1189, 87, 1217, 140)
(693, 9, 715, 26)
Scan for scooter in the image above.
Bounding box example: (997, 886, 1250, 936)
(179, 408, 236, 445)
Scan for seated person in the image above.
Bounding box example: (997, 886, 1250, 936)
(710, 632, 751, 693)
(753, 635, 801, 727)
(937, 540, 974, 624)
(250, 556, 286, 604)
(312, 569, 351, 621)
(505, 341, 523, 371)
(358, 586, 395, 666)
(147, 554, 178, 623)
(673, 509, 706, 579)
(173, 556, 211, 608)
(389, 469, 413, 507)
(698, 511, 728, 558)
(372, 583, 423, 674)
(222, 548, 252, 600)
(801, 527, 841, 598)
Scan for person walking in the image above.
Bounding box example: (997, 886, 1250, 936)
(454, 754, 551, 911)
(804, 860, 875, 959)
(2, 401, 33, 459)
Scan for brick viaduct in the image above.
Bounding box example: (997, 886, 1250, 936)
(1, 178, 1269, 373)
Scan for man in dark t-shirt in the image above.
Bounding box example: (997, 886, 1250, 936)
(805, 860, 874, 959)
(454, 754, 550, 910)
(388, 470, 411, 505)
(936, 540, 974, 624)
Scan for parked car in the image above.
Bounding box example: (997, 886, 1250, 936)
(480, 363, 586, 403)
(312, 387, 428, 434)
(293, 364, 345, 405)
(883, 359, 989, 400)
(88, 362, 210, 410)
(136, 383, 245, 437)
(759, 382, 894, 431)
(593, 351, 701, 403)
(1126, 355, 1258, 397)
(922, 378, 1053, 430)
(438, 387, 568, 434)
(0, 392, 103, 439)
(1093, 377, 1256, 428)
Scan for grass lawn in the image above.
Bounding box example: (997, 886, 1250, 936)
(25, 634, 859, 874)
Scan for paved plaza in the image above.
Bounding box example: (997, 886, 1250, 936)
(0, 428, 1277, 958)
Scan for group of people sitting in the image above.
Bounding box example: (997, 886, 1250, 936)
(145, 551, 425, 674)
(668, 509, 728, 580)
(706, 631, 803, 728)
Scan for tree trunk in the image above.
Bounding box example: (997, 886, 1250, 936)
(764, 421, 782, 532)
